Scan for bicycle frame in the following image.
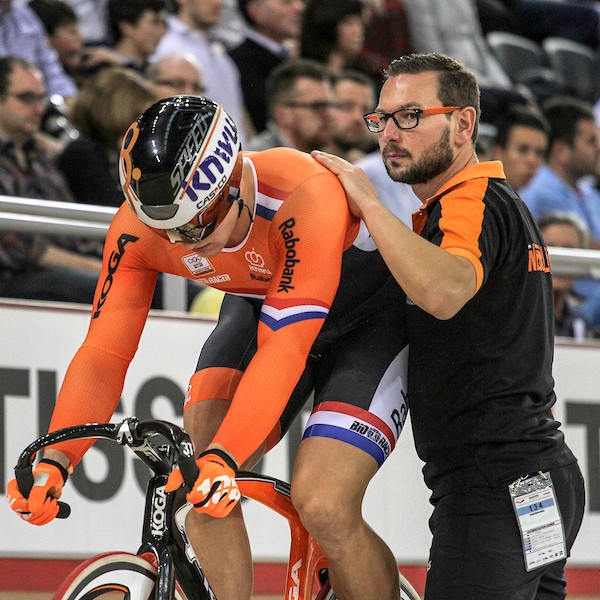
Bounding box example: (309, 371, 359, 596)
(14, 418, 331, 600)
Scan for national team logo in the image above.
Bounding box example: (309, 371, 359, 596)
(182, 253, 214, 277)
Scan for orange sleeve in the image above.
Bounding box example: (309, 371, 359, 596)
(438, 179, 486, 293)
(211, 171, 355, 465)
(48, 206, 160, 465)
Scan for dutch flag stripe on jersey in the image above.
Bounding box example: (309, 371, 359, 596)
(255, 194, 284, 221)
(302, 401, 396, 467)
(260, 297, 330, 331)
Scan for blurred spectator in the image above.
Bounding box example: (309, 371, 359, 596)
(56, 66, 156, 206)
(520, 97, 600, 248)
(63, 0, 110, 44)
(355, 151, 421, 228)
(538, 212, 590, 340)
(492, 104, 550, 191)
(151, 0, 250, 145)
(246, 58, 335, 153)
(107, 0, 168, 73)
(0, 56, 101, 304)
(299, 0, 365, 74)
(29, 0, 125, 88)
(229, 0, 304, 134)
(0, 0, 77, 101)
(520, 96, 600, 301)
(326, 69, 378, 163)
(357, 0, 412, 84)
(146, 51, 204, 99)
(403, 0, 531, 127)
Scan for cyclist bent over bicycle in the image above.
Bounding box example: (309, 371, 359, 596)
(7, 96, 409, 600)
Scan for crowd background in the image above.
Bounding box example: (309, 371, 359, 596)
(2, 0, 600, 338)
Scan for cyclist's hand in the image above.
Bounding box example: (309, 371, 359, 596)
(6, 459, 69, 526)
(166, 449, 240, 518)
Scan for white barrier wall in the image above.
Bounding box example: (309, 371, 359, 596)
(0, 301, 599, 566)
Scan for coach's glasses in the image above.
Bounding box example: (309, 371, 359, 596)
(363, 106, 460, 133)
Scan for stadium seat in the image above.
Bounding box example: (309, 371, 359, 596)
(542, 37, 600, 102)
(486, 31, 547, 83)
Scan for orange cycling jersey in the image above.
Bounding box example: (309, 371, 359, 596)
(49, 148, 365, 466)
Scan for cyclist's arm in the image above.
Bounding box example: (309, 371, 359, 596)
(46, 207, 159, 467)
(210, 173, 356, 465)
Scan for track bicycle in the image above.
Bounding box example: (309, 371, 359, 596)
(14, 417, 421, 600)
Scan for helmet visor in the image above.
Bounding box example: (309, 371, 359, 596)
(141, 204, 180, 221)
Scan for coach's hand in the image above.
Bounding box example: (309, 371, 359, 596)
(166, 449, 240, 518)
(6, 459, 69, 526)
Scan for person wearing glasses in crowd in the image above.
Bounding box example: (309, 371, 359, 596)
(147, 51, 205, 99)
(7, 94, 410, 600)
(246, 57, 336, 153)
(326, 68, 378, 164)
(0, 55, 102, 303)
(313, 52, 585, 599)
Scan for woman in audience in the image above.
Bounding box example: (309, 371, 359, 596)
(57, 66, 155, 206)
(299, 0, 366, 74)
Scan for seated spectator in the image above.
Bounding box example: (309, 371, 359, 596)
(326, 69, 378, 163)
(151, 0, 250, 145)
(520, 97, 600, 247)
(246, 58, 336, 153)
(56, 66, 157, 206)
(229, 0, 305, 134)
(538, 212, 590, 341)
(29, 0, 126, 88)
(521, 96, 600, 301)
(299, 0, 365, 74)
(146, 51, 205, 99)
(107, 0, 168, 73)
(492, 104, 550, 191)
(0, 0, 77, 102)
(0, 56, 101, 304)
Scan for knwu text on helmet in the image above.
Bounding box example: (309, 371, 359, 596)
(171, 111, 239, 210)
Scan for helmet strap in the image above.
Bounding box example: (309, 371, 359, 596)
(225, 153, 253, 224)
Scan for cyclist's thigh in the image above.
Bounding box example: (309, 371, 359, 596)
(426, 483, 558, 600)
(303, 307, 409, 467)
(186, 294, 260, 410)
(195, 293, 261, 372)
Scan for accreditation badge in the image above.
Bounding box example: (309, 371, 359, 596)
(509, 472, 566, 572)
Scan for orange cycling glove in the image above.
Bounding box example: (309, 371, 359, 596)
(6, 459, 69, 526)
(165, 449, 241, 518)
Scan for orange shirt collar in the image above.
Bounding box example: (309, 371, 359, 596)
(422, 161, 506, 208)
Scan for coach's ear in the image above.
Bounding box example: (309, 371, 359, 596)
(454, 106, 477, 147)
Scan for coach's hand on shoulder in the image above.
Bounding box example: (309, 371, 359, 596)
(166, 449, 240, 518)
(6, 459, 69, 526)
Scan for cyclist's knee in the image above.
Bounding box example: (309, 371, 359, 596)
(291, 477, 358, 544)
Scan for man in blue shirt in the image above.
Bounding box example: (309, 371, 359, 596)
(0, 0, 77, 100)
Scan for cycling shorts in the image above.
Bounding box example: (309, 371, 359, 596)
(187, 277, 409, 467)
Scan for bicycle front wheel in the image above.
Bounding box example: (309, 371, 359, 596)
(53, 552, 190, 600)
(316, 571, 421, 600)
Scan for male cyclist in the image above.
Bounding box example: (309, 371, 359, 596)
(7, 96, 408, 600)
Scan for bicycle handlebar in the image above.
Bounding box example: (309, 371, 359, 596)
(14, 418, 200, 519)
